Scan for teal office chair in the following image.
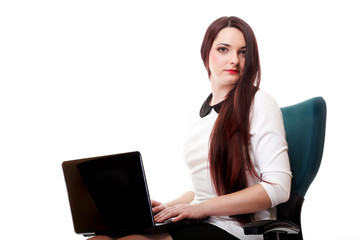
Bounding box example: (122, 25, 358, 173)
(243, 97, 327, 240)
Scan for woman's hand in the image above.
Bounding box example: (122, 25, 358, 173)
(151, 199, 168, 215)
(154, 203, 207, 223)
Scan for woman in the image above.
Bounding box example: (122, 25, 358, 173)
(91, 16, 292, 240)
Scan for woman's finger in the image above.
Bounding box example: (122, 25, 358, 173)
(172, 213, 186, 222)
(151, 199, 161, 207)
(152, 205, 164, 214)
(154, 207, 179, 222)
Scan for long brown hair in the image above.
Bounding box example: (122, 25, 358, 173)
(201, 16, 261, 225)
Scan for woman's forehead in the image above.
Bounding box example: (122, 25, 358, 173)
(213, 27, 246, 48)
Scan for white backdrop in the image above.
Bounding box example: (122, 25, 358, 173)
(1, 1, 359, 239)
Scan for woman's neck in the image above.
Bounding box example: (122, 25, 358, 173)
(210, 92, 226, 106)
(209, 76, 236, 106)
(210, 84, 234, 106)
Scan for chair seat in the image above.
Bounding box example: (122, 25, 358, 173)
(244, 219, 300, 235)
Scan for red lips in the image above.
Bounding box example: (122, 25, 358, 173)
(225, 69, 240, 74)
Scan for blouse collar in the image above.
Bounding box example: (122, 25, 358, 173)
(199, 93, 224, 118)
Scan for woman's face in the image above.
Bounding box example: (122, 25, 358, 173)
(208, 27, 246, 92)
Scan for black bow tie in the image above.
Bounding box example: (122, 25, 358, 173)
(199, 94, 224, 118)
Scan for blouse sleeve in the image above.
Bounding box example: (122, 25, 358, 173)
(250, 90, 292, 207)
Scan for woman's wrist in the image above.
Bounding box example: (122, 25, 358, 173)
(166, 191, 195, 207)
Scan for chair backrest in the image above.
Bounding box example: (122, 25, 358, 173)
(277, 97, 327, 240)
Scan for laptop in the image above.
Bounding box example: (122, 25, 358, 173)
(62, 151, 206, 237)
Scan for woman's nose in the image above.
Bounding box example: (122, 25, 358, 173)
(229, 52, 240, 65)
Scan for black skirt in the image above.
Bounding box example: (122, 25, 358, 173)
(168, 222, 240, 240)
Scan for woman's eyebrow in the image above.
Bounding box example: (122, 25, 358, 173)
(216, 43, 247, 49)
(216, 43, 231, 47)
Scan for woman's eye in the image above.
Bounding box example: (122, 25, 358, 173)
(218, 47, 228, 53)
(239, 50, 246, 55)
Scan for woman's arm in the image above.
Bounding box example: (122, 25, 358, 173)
(154, 184, 270, 223)
(199, 183, 271, 217)
(166, 191, 195, 206)
(250, 91, 292, 207)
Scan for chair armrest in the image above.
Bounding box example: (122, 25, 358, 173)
(243, 220, 300, 235)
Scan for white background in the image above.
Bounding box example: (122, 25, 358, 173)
(1, 0, 359, 239)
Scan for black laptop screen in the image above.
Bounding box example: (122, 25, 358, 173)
(63, 152, 154, 235)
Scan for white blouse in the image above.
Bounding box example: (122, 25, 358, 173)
(183, 90, 292, 239)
